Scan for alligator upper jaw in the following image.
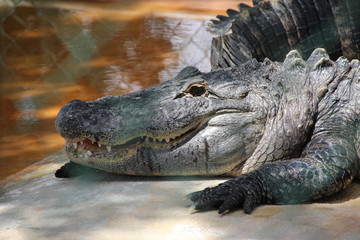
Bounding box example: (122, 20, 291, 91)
(62, 106, 251, 159)
(63, 120, 205, 158)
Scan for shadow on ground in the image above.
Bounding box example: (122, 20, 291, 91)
(1, 152, 360, 240)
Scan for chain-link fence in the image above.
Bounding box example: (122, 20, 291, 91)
(0, 0, 214, 178)
(1, 1, 213, 95)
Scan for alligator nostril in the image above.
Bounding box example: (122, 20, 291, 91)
(57, 100, 87, 118)
(67, 99, 87, 107)
(56, 99, 89, 136)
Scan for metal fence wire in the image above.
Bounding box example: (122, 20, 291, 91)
(1, 0, 213, 96)
(0, 0, 214, 178)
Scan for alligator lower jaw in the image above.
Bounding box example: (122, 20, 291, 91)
(63, 122, 204, 158)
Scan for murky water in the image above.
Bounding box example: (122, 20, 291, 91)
(0, 0, 250, 179)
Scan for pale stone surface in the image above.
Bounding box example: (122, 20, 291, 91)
(1, 151, 360, 240)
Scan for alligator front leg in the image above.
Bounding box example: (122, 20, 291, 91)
(188, 127, 359, 214)
(187, 173, 266, 214)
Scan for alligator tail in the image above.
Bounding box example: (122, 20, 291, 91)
(209, 0, 360, 69)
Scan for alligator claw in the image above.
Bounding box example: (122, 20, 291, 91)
(185, 190, 203, 202)
(187, 175, 264, 214)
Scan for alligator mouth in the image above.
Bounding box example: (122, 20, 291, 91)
(63, 108, 249, 160)
(64, 122, 204, 159)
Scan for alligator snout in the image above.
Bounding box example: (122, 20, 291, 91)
(56, 98, 122, 142)
(56, 99, 90, 140)
(56, 99, 89, 124)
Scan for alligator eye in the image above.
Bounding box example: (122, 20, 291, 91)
(185, 83, 208, 97)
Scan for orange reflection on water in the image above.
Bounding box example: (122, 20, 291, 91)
(0, 0, 252, 180)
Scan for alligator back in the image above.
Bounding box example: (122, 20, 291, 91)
(210, 0, 360, 69)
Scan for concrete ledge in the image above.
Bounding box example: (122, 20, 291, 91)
(1, 152, 360, 240)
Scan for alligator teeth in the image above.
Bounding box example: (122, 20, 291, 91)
(80, 141, 83, 145)
(144, 137, 174, 143)
(72, 142, 78, 149)
(98, 142, 102, 148)
(86, 150, 93, 156)
(106, 146, 112, 152)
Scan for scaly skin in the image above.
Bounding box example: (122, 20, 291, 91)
(56, 63, 268, 176)
(55, 0, 360, 214)
(56, 48, 360, 213)
(210, 0, 360, 69)
(188, 51, 360, 214)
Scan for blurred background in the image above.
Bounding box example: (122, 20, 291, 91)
(0, 0, 251, 179)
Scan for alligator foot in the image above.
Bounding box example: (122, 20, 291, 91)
(186, 174, 265, 214)
(55, 162, 98, 178)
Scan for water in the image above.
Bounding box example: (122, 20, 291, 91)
(0, 0, 249, 179)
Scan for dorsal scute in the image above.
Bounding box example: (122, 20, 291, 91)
(207, 8, 240, 37)
(307, 50, 336, 100)
(306, 48, 330, 69)
(238, 3, 251, 11)
(333, 56, 351, 83)
(350, 59, 360, 69)
(348, 59, 360, 87)
(207, 3, 249, 37)
(226, 9, 241, 18)
(283, 50, 307, 74)
(284, 49, 303, 60)
(351, 60, 360, 92)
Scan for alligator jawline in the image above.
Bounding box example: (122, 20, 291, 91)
(64, 122, 204, 157)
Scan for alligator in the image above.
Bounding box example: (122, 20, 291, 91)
(55, 0, 360, 214)
(210, 0, 360, 68)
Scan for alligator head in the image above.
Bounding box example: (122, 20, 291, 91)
(56, 49, 336, 176)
